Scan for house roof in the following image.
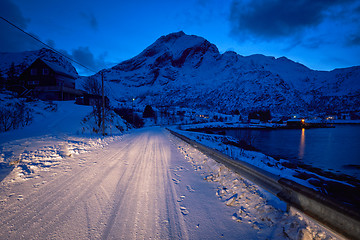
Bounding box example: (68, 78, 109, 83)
(40, 59, 77, 79)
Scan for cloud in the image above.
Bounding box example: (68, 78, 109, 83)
(61, 46, 109, 75)
(344, 4, 360, 46)
(347, 33, 360, 46)
(0, 0, 28, 29)
(80, 12, 98, 31)
(0, 0, 38, 52)
(45, 39, 56, 48)
(71, 46, 97, 70)
(229, 0, 355, 40)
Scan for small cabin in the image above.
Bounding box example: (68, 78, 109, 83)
(339, 113, 351, 120)
(16, 58, 84, 100)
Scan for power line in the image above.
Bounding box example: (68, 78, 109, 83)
(1, 15, 110, 133)
(0, 16, 98, 74)
(1, 15, 114, 103)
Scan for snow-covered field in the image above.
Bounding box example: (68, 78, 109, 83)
(0, 96, 341, 239)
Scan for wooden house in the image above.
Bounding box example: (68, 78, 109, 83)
(16, 58, 84, 100)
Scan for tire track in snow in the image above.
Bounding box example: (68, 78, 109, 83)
(1, 139, 128, 213)
(101, 131, 169, 239)
(0, 136, 135, 239)
(0, 128, 193, 239)
(101, 130, 189, 239)
(101, 134, 147, 239)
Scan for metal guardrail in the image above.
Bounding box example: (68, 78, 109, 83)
(167, 128, 360, 240)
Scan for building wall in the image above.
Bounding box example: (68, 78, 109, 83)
(21, 61, 56, 88)
(56, 74, 75, 88)
(19, 59, 75, 90)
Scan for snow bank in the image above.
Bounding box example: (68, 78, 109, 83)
(170, 128, 358, 191)
(170, 133, 340, 239)
(0, 95, 130, 183)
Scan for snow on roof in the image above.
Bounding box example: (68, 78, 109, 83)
(40, 59, 77, 79)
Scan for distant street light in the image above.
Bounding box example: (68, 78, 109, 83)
(132, 98, 135, 125)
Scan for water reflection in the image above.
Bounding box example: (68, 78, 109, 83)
(298, 128, 305, 160)
(224, 125, 360, 179)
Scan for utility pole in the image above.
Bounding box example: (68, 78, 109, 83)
(101, 72, 105, 136)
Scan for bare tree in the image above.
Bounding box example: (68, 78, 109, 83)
(0, 101, 32, 132)
(81, 76, 102, 95)
(81, 75, 109, 132)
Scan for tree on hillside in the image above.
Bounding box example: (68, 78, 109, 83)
(143, 105, 156, 118)
(231, 109, 240, 115)
(143, 105, 157, 124)
(248, 109, 271, 122)
(0, 72, 5, 89)
(114, 108, 144, 128)
(81, 75, 108, 130)
(6, 62, 17, 87)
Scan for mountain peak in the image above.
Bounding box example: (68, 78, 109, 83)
(159, 31, 186, 42)
(142, 31, 219, 59)
(96, 32, 360, 114)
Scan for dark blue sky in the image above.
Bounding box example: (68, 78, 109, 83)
(1, 0, 360, 75)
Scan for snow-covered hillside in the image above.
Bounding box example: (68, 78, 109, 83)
(87, 31, 360, 115)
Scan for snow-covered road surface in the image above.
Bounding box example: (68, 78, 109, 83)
(0, 127, 339, 239)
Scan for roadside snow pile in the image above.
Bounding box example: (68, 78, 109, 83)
(1, 135, 124, 182)
(170, 128, 360, 210)
(0, 95, 130, 183)
(81, 109, 132, 134)
(173, 129, 307, 184)
(174, 136, 339, 239)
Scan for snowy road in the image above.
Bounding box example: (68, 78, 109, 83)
(1, 128, 186, 239)
(0, 127, 337, 239)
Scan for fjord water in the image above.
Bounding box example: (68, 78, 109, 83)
(225, 125, 360, 179)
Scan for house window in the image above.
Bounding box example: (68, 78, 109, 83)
(28, 80, 39, 85)
(30, 68, 37, 76)
(43, 68, 50, 75)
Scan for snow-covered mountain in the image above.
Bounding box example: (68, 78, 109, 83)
(91, 31, 359, 115)
(0, 48, 78, 78)
(1, 32, 359, 115)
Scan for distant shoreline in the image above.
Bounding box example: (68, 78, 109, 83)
(332, 120, 360, 124)
(179, 120, 360, 132)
